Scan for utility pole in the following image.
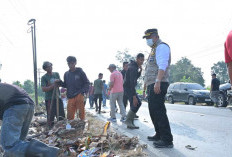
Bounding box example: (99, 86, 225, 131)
(28, 19, 38, 107)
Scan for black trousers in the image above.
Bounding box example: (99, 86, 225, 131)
(45, 98, 65, 127)
(147, 82, 173, 142)
(124, 89, 142, 113)
(123, 93, 129, 109)
(94, 94, 103, 113)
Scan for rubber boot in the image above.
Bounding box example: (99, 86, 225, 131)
(25, 139, 59, 157)
(134, 114, 139, 119)
(125, 110, 139, 129)
(132, 112, 139, 129)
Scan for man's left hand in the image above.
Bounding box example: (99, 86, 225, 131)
(139, 66, 142, 72)
(154, 82, 161, 94)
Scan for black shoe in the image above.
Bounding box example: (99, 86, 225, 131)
(147, 135, 160, 141)
(153, 140, 173, 148)
(134, 114, 139, 119)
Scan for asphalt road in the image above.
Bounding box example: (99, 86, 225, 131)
(87, 101, 232, 157)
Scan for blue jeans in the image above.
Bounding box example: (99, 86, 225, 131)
(1, 104, 34, 157)
(102, 94, 107, 106)
(89, 95, 94, 107)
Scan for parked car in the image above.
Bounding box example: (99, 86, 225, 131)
(166, 82, 213, 105)
(218, 82, 231, 107)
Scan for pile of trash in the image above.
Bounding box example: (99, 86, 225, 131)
(27, 112, 147, 157)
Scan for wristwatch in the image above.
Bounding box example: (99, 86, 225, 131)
(155, 79, 161, 83)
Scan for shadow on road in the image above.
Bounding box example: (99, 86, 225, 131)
(171, 122, 205, 142)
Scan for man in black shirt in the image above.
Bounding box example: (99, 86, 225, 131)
(63, 56, 90, 120)
(121, 62, 129, 108)
(124, 53, 144, 129)
(210, 73, 220, 107)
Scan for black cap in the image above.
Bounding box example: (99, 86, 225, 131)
(143, 28, 158, 39)
(42, 61, 52, 70)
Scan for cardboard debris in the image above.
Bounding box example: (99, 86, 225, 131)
(0, 112, 147, 156)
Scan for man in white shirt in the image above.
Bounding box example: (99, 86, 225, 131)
(143, 28, 173, 148)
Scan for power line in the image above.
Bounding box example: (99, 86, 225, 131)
(191, 47, 223, 59)
(186, 43, 223, 57)
(0, 29, 14, 46)
(8, 0, 27, 19)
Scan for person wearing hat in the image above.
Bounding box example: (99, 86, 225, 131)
(41, 61, 65, 128)
(123, 53, 144, 129)
(143, 28, 173, 148)
(107, 64, 126, 122)
(210, 73, 220, 107)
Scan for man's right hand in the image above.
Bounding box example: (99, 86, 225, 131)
(133, 96, 138, 107)
(54, 79, 62, 87)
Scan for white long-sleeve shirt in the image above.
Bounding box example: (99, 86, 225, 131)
(156, 44, 170, 71)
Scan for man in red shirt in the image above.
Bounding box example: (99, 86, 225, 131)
(225, 30, 232, 85)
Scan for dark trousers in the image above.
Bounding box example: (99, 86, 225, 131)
(94, 94, 103, 113)
(125, 89, 142, 113)
(123, 93, 129, 109)
(89, 95, 94, 108)
(45, 98, 65, 127)
(147, 82, 173, 142)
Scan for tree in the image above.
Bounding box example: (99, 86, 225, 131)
(115, 49, 135, 71)
(13, 81, 23, 88)
(180, 76, 194, 83)
(170, 57, 205, 86)
(23, 80, 34, 94)
(211, 61, 229, 84)
(115, 50, 144, 89)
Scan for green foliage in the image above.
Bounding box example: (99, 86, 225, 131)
(211, 61, 229, 84)
(23, 80, 34, 94)
(38, 86, 45, 97)
(115, 50, 144, 89)
(170, 57, 205, 86)
(115, 49, 135, 71)
(206, 86, 211, 91)
(13, 80, 23, 88)
(115, 49, 135, 64)
(180, 76, 194, 83)
(136, 89, 143, 95)
(13, 79, 45, 104)
(29, 93, 45, 105)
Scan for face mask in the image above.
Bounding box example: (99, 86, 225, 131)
(146, 39, 154, 47)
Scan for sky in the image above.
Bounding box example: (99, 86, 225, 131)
(0, 0, 232, 86)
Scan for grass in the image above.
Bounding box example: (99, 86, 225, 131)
(136, 89, 143, 95)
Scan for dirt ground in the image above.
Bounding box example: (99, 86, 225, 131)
(0, 112, 147, 157)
